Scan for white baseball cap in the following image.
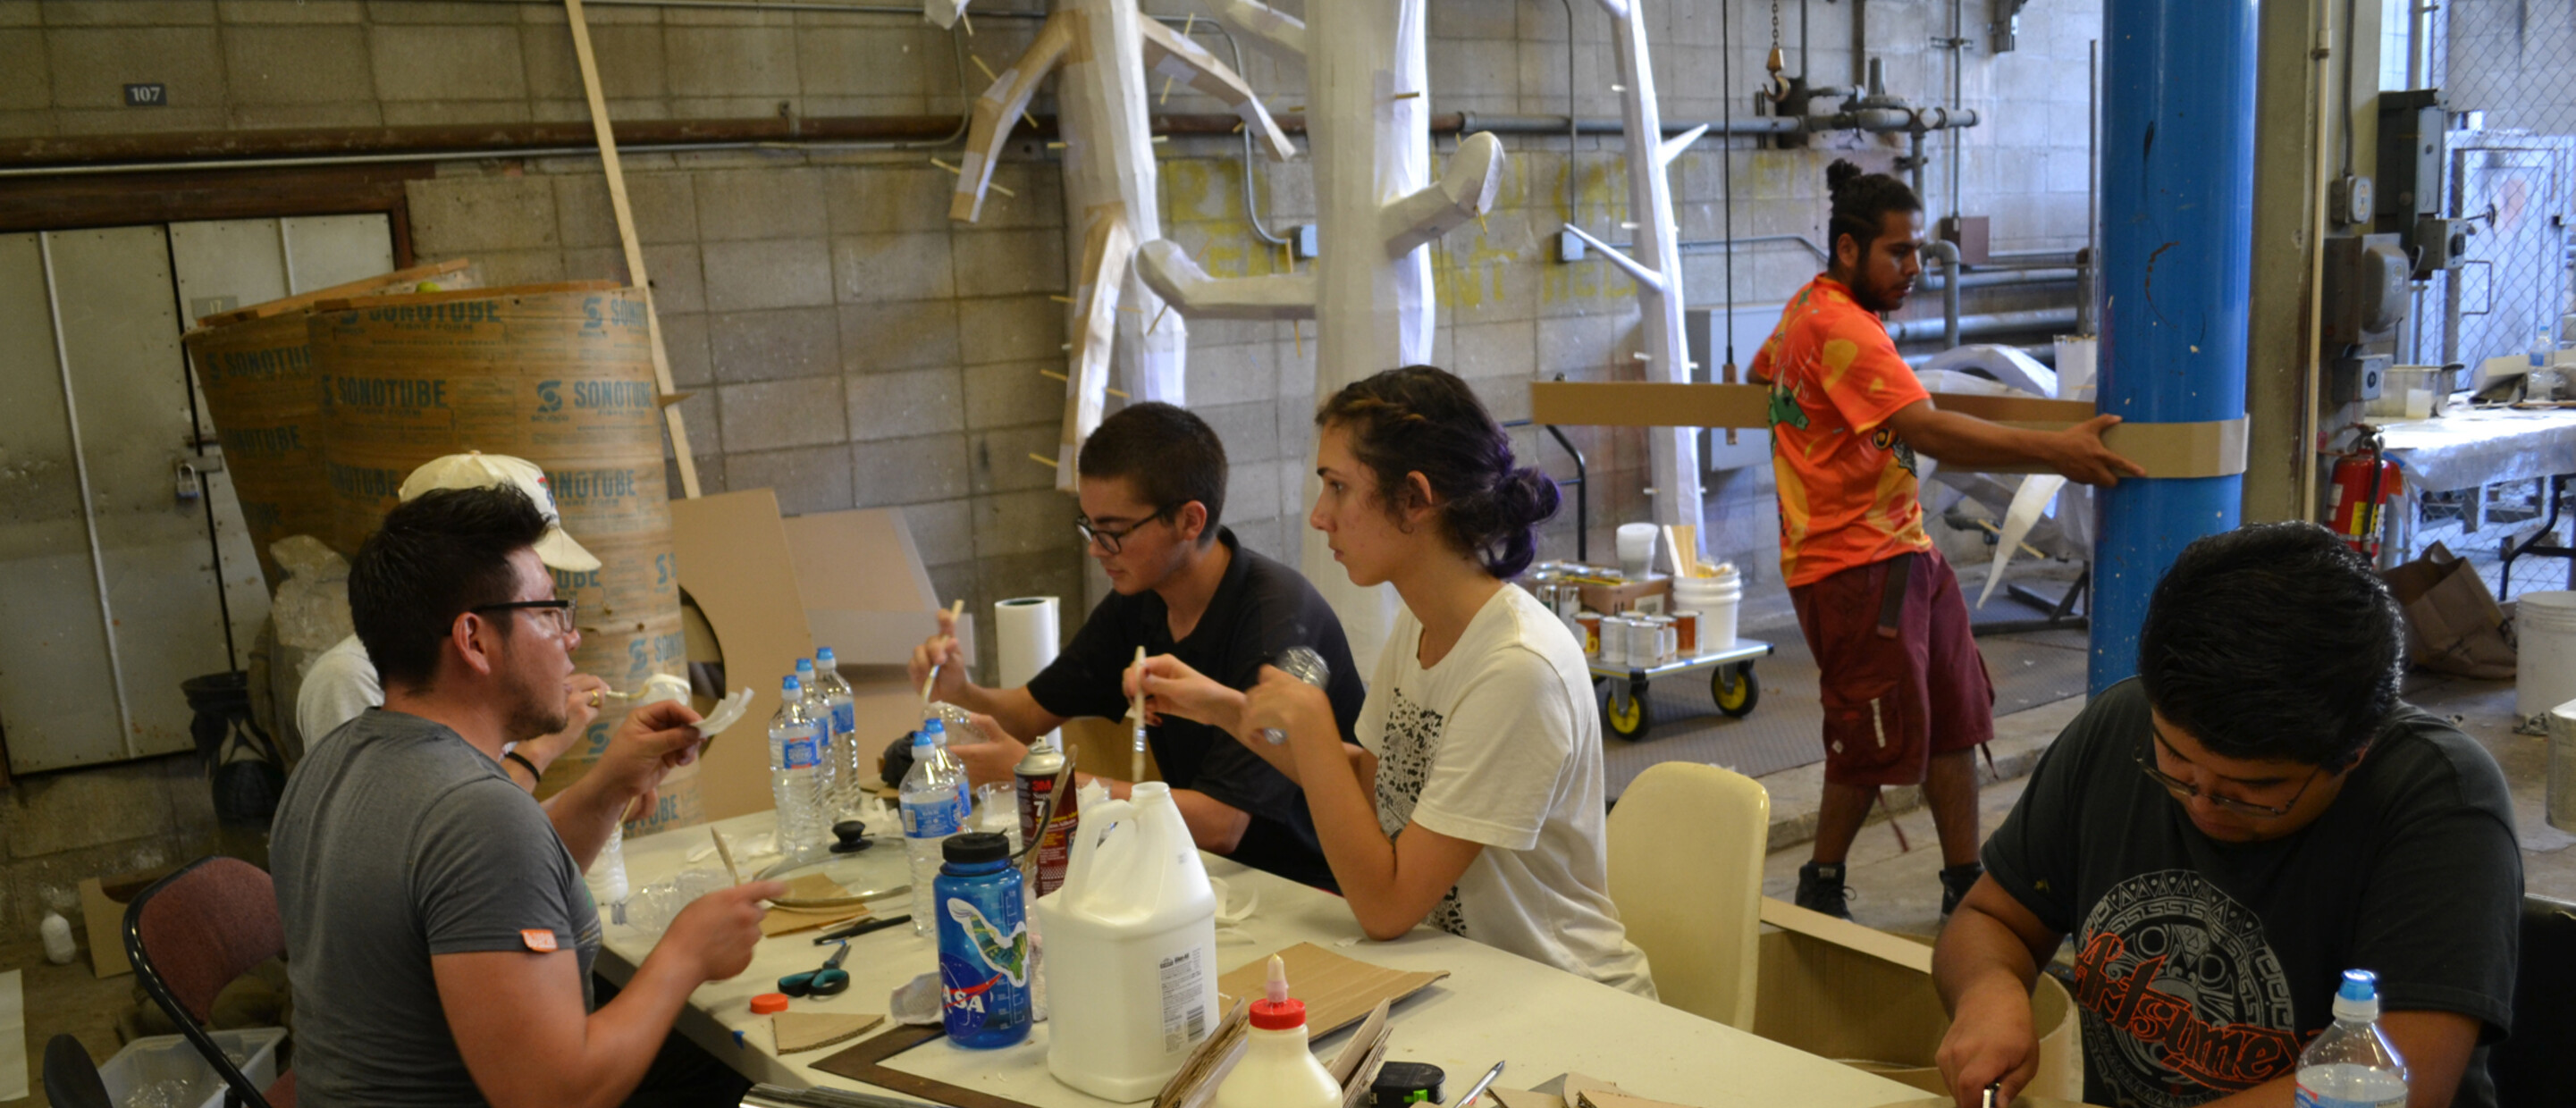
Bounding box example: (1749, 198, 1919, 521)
(398, 452, 602, 573)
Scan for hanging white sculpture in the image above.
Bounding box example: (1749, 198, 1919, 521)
(1134, 0, 1507, 664)
(1555, 0, 1706, 566)
(938, 0, 1294, 491)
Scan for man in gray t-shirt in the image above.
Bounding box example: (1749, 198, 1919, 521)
(274, 707, 607, 1102)
(272, 487, 782, 1107)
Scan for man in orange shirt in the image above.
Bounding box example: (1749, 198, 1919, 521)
(1752, 160, 2142, 920)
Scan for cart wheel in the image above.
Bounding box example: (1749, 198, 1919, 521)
(1713, 664, 1760, 718)
(1604, 683, 1652, 739)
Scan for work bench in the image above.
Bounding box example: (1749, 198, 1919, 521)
(600, 810, 1932, 1108)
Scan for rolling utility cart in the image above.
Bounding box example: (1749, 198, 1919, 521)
(1592, 638, 1774, 739)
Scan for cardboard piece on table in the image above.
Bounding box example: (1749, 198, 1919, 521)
(1754, 897, 2084, 1102)
(1487, 1093, 1564, 1108)
(1578, 1092, 1696, 1108)
(772, 1011, 885, 1053)
(812, 1022, 1045, 1108)
(1528, 382, 2248, 479)
(1151, 997, 1250, 1108)
(671, 490, 814, 821)
(779, 508, 960, 665)
(778, 507, 960, 762)
(1213, 943, 1447, 1040)
(1329, 998, 1391, 1108)
(760, 905, 865, 938)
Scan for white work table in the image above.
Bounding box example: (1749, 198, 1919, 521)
(602, 810, 1927, 1108)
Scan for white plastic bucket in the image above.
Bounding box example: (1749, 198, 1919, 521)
(2547, 701, 2576, 833)
(2517, 591, 2576, 720)
(1675, 570, 1742, 654)
(1035, 782, 1219, 1101)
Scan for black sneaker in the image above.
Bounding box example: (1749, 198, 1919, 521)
(1796, 861, 1854, 919)
(1939, 860, 1986, 918)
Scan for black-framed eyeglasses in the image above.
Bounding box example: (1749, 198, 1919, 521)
(1074, 507, 1174, 555)
(471, 599, 577, 637)
(2134, 741, 2325, 818)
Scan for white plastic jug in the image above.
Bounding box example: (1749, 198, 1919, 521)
(1036, 782, 1220, 1101)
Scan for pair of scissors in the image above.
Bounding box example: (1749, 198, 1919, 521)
(778, 942, 852, 998)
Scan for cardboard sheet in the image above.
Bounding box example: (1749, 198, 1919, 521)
(1213, 942, 1448, 1040)
(670, 491, 814, 820)
(1753, 897, 2084, 1102)
(1530, 382, 2248, 479)
(80, 878, 129, 978)
(773, 1011, 884, 1053)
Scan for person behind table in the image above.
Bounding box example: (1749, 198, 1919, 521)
(272, 486, 784, 1108)
(298, 451, 609, 794)
(1138, 366, 1654, 996)
(1934, 523, 2520, 1108)
(1753, 159, 2142, 920)
(908, 402, 1366, 888)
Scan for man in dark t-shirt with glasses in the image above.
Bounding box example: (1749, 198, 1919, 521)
(909, 402, 1364, 888)
(1934, 523, 2520, 1108)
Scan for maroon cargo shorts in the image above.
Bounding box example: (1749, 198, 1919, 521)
(1788, 548, 1994, 787)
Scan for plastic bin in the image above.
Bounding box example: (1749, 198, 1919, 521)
(97, 1027, 285, 1108)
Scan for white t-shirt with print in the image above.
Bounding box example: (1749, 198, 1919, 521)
(1356, 583, 1655, 997)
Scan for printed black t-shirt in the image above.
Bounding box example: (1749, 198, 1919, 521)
(1983, 679, 2521, 1108)
(1025, 527, 1365, 887)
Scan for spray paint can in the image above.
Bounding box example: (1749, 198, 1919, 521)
(1014, 738, 1078, 897)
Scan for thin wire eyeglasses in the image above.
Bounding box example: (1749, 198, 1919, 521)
(2134, 743, 2325, 818)
(472, 599, 577, 637)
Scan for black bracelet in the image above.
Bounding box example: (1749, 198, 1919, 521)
(503, 750, 542, 784)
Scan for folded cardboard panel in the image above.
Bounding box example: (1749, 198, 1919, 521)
(1752, 897, 2084, 1104)
(670, 490, 814, 821)
(1530, 381, 2246, 480)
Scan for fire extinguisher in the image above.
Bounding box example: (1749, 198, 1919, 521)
(2328, 430, 2403, 558)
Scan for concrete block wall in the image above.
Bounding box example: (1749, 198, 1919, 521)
(5, 0, 2101, 671)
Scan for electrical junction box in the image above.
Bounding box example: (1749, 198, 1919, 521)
(2412, 215, 2472, 278)
(2322, 233, 2412, 347)
(2332, 175, 2376, 227)
(2330, 352, 2390, 405)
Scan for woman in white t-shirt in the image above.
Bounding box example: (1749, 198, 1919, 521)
(1135, 365, 1654, 996)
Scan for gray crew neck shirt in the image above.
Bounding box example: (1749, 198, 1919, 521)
(272, 708, 602, 1107)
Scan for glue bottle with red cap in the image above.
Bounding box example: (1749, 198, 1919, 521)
(1211, 955, 1343, 1108)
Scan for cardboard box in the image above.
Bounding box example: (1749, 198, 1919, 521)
(1751, 897, 2085, 1104)
(1578, 575, 1671, 616)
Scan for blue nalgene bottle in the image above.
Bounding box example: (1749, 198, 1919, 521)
(935, 831, 1031, 1048)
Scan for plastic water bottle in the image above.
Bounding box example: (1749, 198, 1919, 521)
(794, 659, 835, 813)
(901, 718, 971, 937)
(2294, 970, 2409, 1108)
(769, 675, 828, 855)
(812, 648, 861, 815)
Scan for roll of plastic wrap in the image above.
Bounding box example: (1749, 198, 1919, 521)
(996, 597, 1062, 689)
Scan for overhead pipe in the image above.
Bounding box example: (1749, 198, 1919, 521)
(1918, 267, 2079, 291)
(1885, 306, 2077, 344)
(2092, 0, 2259, 691)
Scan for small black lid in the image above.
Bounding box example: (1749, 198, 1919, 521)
(943, 831, 1010, 864)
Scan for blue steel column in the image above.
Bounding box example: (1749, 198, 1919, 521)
(2091, 0, 2260, 692)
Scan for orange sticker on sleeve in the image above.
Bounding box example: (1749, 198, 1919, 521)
(520, 928, 560, 953)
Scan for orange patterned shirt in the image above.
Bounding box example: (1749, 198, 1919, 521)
(1748, 276, 1934, 588)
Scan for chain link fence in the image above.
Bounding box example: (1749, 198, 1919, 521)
(2385, 2, 2576, 598)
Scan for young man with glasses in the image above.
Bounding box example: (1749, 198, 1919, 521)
(296, 452, 610, 792)
(1932, 523, 2521, 1108)
(908, 402, 1365, 887)
(274, 485, 782, 1107)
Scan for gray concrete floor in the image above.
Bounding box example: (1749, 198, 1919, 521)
(1757, 676, 2576, 942)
